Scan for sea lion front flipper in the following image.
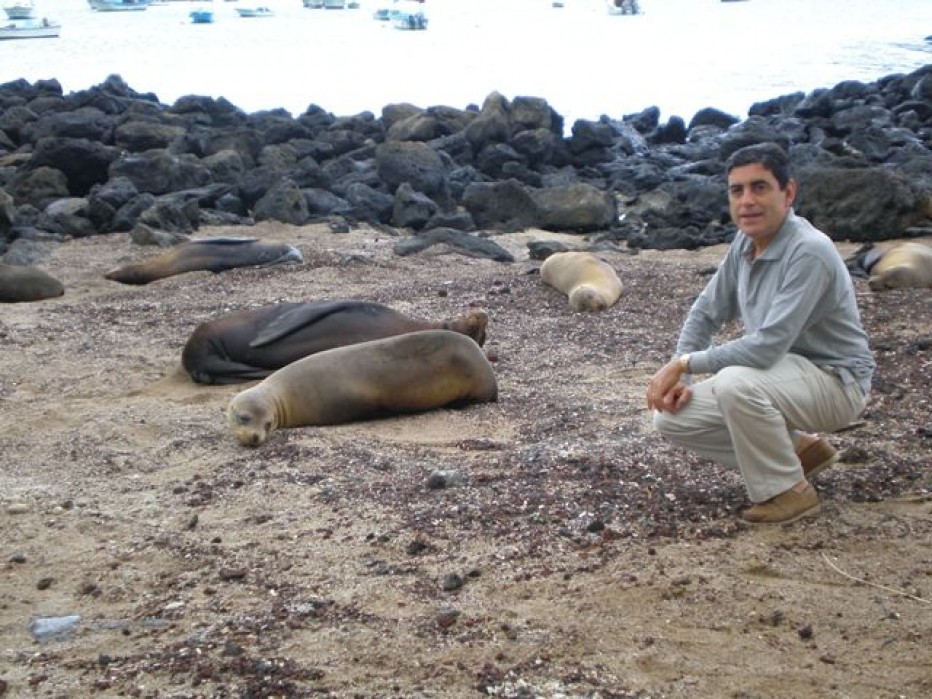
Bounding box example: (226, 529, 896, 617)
(249, 300, 357, 348)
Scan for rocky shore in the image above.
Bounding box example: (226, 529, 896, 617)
(2, 65, 932, 265)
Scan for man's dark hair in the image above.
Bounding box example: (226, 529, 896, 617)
(725, 142, 791, 188)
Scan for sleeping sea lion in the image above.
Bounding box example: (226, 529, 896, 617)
(104, 237, 303, 285)
(182, 299, 489, 384)
(0, 263, 65, 303)
(540, 251, 623, 311)
(227, 330, 498, 446)
(864, 242, 932, 291)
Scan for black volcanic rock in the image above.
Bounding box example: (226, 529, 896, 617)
(0, 68, 930, 258)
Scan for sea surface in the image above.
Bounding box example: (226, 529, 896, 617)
(3, 0, 931, 129)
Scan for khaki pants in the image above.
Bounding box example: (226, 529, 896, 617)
(653, 354, 868, 503)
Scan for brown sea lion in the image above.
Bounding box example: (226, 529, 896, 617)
(182, 299, 489, 384)
(540, 251, 623, 311)
(0, 263, 65, 303)
(864, 242, 932, 291)
(104, 237, 303, 285)
(227, 330, 498, 446)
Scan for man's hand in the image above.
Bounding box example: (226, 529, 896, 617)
(646, 358, 693, 413)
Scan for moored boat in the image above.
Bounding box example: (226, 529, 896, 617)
(87, 0, 151, 11)
(391, 0, 426, 30)
(190, 8, 214, 22)
(607, 0, 639, 15)
(0, 16, 60, 39)
(3, 1, 35, 20)
(235, 5, 273, 17)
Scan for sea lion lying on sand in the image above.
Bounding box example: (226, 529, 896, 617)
(104, 237, 303, 285)
(182, 299, 489, 384)
(845, 241, 932, 291)
(0, 263, 65, 303)
(227, 330, 498, 446)
(540, 251, 623, 311)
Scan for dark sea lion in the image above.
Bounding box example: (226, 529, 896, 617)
(540, 251, 623, 311)
(0, 263, 65, 303)
(103, 237, 303, 285)
(227, 330, 498, 446)
(182, 300, 489, 384)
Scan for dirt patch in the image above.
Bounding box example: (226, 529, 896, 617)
(1, 222, 930, 698)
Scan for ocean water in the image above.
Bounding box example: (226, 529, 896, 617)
(2, 0, 931, 129)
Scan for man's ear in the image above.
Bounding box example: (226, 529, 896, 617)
(784, 178, 798, 207)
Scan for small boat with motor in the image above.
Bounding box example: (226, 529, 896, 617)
(391, 0, 426, 30)
(0, 16, 60, 39)
(235, 5, 273, 17)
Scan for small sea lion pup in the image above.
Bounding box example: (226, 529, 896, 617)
(540, 251, 623, 312)
(227, 330, 499, 446)
(0, 263, 65, 303)
(104, 237, 303, 285)
(847, 241, 932, 291)
(182, 299, 489, 384)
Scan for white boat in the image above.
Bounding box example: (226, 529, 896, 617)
(302, 0, 323, 7)
(391, 1, 426, 30)
(87, 0, 151, 11)
(235, 5, 273, 17)
(607, 0, 639, 15)
(323, 0, 346, 8)
(3, 1, 35, 20)
(0, 16, 60, 39)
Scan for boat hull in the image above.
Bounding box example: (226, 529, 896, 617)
(0, 18, 60, 39)
(87, 0, 150, 11)
(3, 3, 35, 20)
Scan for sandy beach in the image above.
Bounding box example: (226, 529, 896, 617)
(1, 222, 930, 697)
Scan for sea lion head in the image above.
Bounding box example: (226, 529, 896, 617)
(227, 389, 277, 447)
(446, 309, 489, 346)
(568, 285, 608, 312)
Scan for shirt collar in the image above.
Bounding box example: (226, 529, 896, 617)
(739, 208, 796, 262)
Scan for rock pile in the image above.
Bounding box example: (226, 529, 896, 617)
(1, 67, 931, 262)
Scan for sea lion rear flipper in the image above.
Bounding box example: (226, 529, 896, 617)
(845, 243, 880, 279)
(189, 360, 274, 385)
(249, 300, 356, 347)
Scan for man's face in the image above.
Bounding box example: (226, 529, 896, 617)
(727, 163, 796, 246)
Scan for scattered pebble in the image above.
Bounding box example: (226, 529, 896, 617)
(442, 573, 465, 591)
(28, 615, 81, 643)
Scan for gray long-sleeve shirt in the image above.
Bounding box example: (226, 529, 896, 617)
(675, 210, 874, 395)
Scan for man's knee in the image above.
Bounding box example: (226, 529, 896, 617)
(712, 365, 756, 407)
(653, 408, 684, 439)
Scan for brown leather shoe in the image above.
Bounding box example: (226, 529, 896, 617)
(797, 438, 839, 478)
(741, 484, 820, 524)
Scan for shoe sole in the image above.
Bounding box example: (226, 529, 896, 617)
(742, 502, 821, 525)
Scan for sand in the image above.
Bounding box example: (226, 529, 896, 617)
(1, 222, 929, 698)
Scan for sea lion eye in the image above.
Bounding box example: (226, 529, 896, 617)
(236, 413, 251, 425)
